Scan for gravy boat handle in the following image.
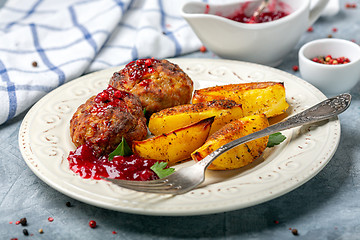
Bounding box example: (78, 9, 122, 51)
(309, 0, 330, 26)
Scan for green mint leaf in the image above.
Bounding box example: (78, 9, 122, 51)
(150, 161, 175, 179)
(267, 132, 286, 148)
(108, 137, 133, 161)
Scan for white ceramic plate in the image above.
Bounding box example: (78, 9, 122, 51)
(18, 58, 340, 216)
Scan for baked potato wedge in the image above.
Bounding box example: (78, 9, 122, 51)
(148, 100, 243, 136)
(132, 117, 214, 165)
(192, 82, 289, 118)
(191, 114, 269, 170)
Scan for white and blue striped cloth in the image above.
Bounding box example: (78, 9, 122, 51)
(0, 0, 209, 125)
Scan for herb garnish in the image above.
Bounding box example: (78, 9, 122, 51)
(267, 132, 287, 148)
(108, 137, 132, 161)
(150, 161, 175, 179)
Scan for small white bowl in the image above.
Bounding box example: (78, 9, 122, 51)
(299, 38, 360, 95)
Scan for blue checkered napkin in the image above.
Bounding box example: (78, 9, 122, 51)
(0, 0, 204, 125)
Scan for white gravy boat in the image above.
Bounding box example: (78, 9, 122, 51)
(182, 0, 329, 66)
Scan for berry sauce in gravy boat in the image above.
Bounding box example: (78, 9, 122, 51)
(181, 0, 329, 67)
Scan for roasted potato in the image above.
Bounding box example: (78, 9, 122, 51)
(132, 117, 214, 165)
(192, 82, 289, 118)
(148, 100, 243, 136)
(191, 114, 269, 170)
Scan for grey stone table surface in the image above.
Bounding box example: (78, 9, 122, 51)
(1, 1, 360, 240)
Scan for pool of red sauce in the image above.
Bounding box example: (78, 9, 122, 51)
(68, 144, 161, 181)
(227, 11, 288, 23)
(205, 3, 289, 23)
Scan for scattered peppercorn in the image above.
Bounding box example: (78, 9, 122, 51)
(345, 3, 357, 8)
(39, 228, 44, 234)
(19, 217, 27, 226)
(291, 228, 299, 235)
(328, 34, 333, 38)
(23, 229, 29, 236)
(292, 65, 299, 71)
(66, 201, 72, 207)
(89, 220, 97, 228)
(32, 61, 38, 67)
(15, 221, 20, 225)
(312, 55, 350, 65)
(200, 45, 207, 53)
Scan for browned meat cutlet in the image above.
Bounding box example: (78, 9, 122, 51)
(70, 85, 147, 157)
(109, 58, 193, 115)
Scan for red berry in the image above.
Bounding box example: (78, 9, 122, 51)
(113, 90, 123, 99)
(312, 57, 319, 62)
(200, 45, 207, 52)
(48, 217, 54, 222)
(332, 27, 337, 32)
(307, 26, 313, 32)
(292, 65, 299, 71)
(98, 92, 109, 102)
(89, 220, 96, 228)
(345, 3, 357, 8)
(147, 67, 155, 74)
(144, 59, 152, 67)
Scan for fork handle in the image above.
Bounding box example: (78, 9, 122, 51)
(198, 93, 352, 169)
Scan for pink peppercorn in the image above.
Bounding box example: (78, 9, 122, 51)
(312, 57, 319, 62)
(89, 220, 97, 228)
(345, 3, 357, 8)
(311, 55, 350, 65)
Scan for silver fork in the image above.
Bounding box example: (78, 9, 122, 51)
(104, 93, 351, 195)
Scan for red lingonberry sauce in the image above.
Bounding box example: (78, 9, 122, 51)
(67, 144, 160, 181)
(120, 58, 160, 81)
(138, 78, 152, 88)
(92, 85, 130, 115)
(227, 11, 288, 23)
